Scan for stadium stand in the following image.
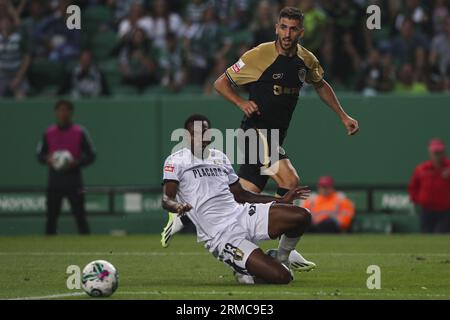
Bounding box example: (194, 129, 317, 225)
(0, 0, 449, 98)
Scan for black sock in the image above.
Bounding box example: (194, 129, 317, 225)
(276, 187, 289, 197)
(180, 215, 192, 226)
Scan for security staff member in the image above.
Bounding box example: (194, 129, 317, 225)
(37, 100, 96, 235)
(409, 139, 450, 233)
(302, 176, 355, 233)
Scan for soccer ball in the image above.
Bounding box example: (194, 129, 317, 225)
(52, 150, 73, 170)
(81, 260, 119, 297)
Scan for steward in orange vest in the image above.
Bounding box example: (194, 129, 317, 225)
(302, 176, 355, 233)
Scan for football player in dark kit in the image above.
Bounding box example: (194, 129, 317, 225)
(161, 7, 359, 271)
(37, 100, 96, 235)
(215, 6, 359, 194)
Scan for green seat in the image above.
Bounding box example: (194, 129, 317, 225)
(143, 85, 203, 96)
(230, 30, 252, 45)
(63, 59, 78, 73)
(99, 59, 122, 88)
(227, 30, 252, 63)
(91, 31, 118, 60)
(83, 5, 113, 33)
(29, 59, 65, 89)
(181, 85, 202, 94)
(142, 85, 168, 96)
(114, 85, 138, 95)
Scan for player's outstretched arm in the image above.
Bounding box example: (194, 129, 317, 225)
(214, 74, 260, 117)
(313, 79, 359, 136)
(230, 181, 310, 204)
(162, 181, 192, 215)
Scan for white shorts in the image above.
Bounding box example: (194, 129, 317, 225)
(204, 202, 273, 275)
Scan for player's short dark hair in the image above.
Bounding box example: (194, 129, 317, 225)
(54, 99, 74, 111)
(184, 114, 211, 130)
(279, 6, 304, 25)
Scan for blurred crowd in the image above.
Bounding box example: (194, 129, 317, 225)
(0, 0, 449, 98)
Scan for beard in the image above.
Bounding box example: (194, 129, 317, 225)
(278, 36, 298, 50)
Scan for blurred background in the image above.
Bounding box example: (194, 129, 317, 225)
(0, 0, 448, 235)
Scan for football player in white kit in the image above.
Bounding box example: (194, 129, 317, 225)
(161, 115, 312, 284)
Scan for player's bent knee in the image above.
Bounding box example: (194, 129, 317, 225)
(270, 267, 292, 285)
(301, 207, 312, 225)
(246, 248, 292, 284)
(293, 206, 312, 228)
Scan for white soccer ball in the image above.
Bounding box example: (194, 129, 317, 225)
(52, 150, 73, 170)
(81, 260, 119, 297)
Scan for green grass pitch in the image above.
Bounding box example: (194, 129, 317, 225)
(0, 234, 449, 300)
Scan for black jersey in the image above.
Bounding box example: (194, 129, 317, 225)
(225, 41, 324, 134)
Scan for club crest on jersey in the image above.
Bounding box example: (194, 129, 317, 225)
(272, 73, 283, 80)
(298, 68, 306, 82)
(223, 243, 244, 262)
(231, 59, 245, 73)
(233, 248, 244, 261)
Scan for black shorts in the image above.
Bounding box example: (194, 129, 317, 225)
(237, 125, 288, 190)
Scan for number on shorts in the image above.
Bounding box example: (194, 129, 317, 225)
(248, 204, 256, 216)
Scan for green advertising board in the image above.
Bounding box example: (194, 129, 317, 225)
(0, 193, 110, 215)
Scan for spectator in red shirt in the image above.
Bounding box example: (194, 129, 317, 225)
(408, 139, 450, 233)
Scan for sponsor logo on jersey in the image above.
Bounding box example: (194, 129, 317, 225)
(192, 167, 227, 178)
(273, 85, 300, 95)
(164, 164, 175, 172)
(231, 59, 245, 73)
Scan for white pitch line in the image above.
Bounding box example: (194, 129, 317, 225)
(0, 252, 449, 257)
(117, 291, 450, 298)
(7, 292, 85, 300)
(0, 252, 206, 256)
(7, 290, 449, 300)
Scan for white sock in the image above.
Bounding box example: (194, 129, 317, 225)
(277, 235, 300, 264)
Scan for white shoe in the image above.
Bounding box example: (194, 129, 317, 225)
(234, 272, 255, 284)
(160, 212, 184, 248)
(266, 249, 316, 272)
(288, 250, 316, 272)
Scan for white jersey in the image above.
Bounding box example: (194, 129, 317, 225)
(162, 148, 241, 242)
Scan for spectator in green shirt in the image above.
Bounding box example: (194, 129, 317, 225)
(250, 0, 276, 47)
(21, 0, 50, 59)
(0, 14, 30, 98)
(159, 32, 186, 92)
(300, 0, 327, 55)
(184, 6, 231, 85)
(119, 27, 159, 93)
(394, 63, 428, 94)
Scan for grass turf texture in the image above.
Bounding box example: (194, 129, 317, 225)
(0, 234, 449, 300)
